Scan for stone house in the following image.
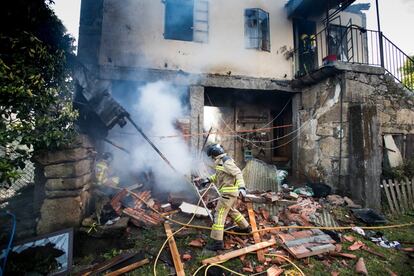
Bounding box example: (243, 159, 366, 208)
(24, 0, 414, 235)
(76, 0, 414, 210)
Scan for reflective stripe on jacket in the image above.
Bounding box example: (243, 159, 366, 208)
(95, 161, 109, 185)
(209, 153, 245, 196)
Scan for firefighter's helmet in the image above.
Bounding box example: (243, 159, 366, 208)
(206, 144, 225, 158)
(102, 152, 113, 162)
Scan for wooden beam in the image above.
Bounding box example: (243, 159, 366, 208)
(246, 202, 265, 263)
(202, 239, 276, 265)
(79, 253, 136, 276)
(164, 223, 185, 276)
(104, 259, 149, 276)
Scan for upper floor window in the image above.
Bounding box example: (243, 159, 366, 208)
(244, 9, 270, 52)
(328, 24, 349, 61)
(164, 0, 194, 41)
(164, 0, 209, 43)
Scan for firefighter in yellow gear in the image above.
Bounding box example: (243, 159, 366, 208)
(93, 152, 119, 224)
(95, 152, 120, 188)
(201, 144, 251, 251)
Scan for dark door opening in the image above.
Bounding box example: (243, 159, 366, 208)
(293, 18, 317, 76)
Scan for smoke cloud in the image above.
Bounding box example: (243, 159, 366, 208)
(107, 81, 195, 193)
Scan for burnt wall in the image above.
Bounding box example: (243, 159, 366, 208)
(297, 67, 414, 209)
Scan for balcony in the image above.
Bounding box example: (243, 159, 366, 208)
(292, 25, 414, 91)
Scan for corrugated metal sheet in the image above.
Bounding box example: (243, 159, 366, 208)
(242, 158, 279, 193)
(313, 209, 340, 228)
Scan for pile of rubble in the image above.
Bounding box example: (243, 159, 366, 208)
(76, 182, 413, 275)
(80, 186, 165, 237)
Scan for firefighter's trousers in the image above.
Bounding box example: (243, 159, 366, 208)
(211, 194, 249, 241)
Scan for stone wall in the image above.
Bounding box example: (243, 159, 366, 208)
(297, 67, 414, 209)
(35, 135, 96, 234)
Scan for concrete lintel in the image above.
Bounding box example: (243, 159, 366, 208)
(292, 62, 386, 88)
(332, 62, 386, 75)
(98, 65, 299, 93)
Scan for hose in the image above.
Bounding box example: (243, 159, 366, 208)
(0, 211, 16, 276)
(129, 190, 414, 275)
(131, 191, 414, 235)
(153, 184, 214, 276)
(265, 254, 305, 276)
(191, 254, 304, 276)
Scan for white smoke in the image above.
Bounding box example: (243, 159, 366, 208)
(107, 81, 195, 193)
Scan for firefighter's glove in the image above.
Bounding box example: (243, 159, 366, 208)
(238, 187, 247, 198)
(199, 178, 211, 188)
(194, 177, 210, 188)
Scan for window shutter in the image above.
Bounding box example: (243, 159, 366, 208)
(193, 0, 209, 43)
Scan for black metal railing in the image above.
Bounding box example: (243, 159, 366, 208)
(293, 25, 414, 91)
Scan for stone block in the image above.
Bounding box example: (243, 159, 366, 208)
(36, 147, 93, 166)
(319, 137, 340, 157)
(318, 103, 347, 124)
(396, 109, 414, 125)
(378, 111, 391, 125)
(302, 89, 318, 109)
(46, 173, 92, 191)
(44, 159, 93, 178)
(356, 73, 369, 84)
(45, 188, 84, 199)
(72, 134, 95, 149)
(316, 124, 333, 136)
(37, 196, 82, 234)
(345, 80, 375, 103)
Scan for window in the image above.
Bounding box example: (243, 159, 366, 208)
(164, 0, 194, 41)
(328, 25, 349, 61)
(244, 9, 270, 51)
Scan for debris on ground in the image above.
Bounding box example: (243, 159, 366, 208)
(179, 202, 210, 217)
(277, 229, 336, 258)
(348, 240, 366, 251)
(352, 208, 387, 224)
(355, 257, 368, 275)
(66, 173, 414, 276)
(202, 239, 277, 265)
(266, 265, 284, 276)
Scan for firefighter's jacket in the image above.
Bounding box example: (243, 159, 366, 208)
(95, 160, 119, 186)
(208, 153, 245, 196)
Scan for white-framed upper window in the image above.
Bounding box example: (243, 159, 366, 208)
(245, 8, 270, 51)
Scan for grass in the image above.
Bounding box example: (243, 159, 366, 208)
(73, 212, 414, 276)
(300, 214, 414, 276)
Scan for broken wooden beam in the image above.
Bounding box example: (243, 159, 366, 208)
(104, 258, 149, 276)
(362, 246, 386, 259)
(123, 208, 162, 226)
(329, 252, 357, 259)
(78, 253, 136, 276)
(164, 223, 185, 276)
(247, 202, 265, 263)
(202, 239, 276, 265)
